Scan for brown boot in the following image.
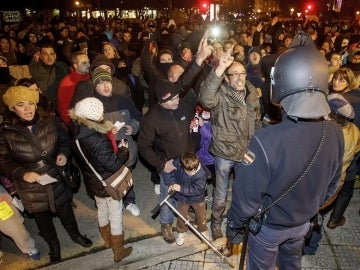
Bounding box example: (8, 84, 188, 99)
(99, 224, 111, 249)
(111, 234, 132, 262)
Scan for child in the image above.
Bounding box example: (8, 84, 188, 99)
(196, 106, 216, 201)
(166, 152, 210, 246)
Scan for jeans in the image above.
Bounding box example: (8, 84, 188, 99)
(159, 172, 177, 225)
(247, 222, 310, 270)
(94, 195, 123, 235)
(211, 156, 240, 228)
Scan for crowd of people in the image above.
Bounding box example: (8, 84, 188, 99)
(0, 12, 360, 268)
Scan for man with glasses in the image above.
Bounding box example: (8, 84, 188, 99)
(198, 48, 261, 240)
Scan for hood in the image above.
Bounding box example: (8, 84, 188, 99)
(69, 108, 113, 135)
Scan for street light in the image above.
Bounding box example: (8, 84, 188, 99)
(290, 7, 294, 16)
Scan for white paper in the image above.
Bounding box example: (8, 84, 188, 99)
(38, 174, 58, 185)
(11, 196, 24, 212)
(114, 121, 125, 130)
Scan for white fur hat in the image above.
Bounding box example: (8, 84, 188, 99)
(74, 97, 104, 121)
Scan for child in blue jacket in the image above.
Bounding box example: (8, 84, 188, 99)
(165, 152, 210, 245)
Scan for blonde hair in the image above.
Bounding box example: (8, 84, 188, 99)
(332, 67, 359, 93)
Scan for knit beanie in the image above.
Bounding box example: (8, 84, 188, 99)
(3, 86, 39, 109)
(90, 54, 115, 74)
(155, 79, 182, 103)
(327, 93, 355, 120)
(91, 69, 112, 86)
(74, 97, 104, 121)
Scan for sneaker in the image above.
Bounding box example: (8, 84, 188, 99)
(176, 232, 186, 246)
(154, 184, 160, 195)
(126, 203, 140, 216)
(28, 249, 41, 260)
(161, 224, 175, 243)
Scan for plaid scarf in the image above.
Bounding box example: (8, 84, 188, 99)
(226, 82, 246, 104)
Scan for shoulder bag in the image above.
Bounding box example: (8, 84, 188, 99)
(75, 140, 133, 201)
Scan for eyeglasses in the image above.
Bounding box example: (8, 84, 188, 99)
(226, 72, 246, 78)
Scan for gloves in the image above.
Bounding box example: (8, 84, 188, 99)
(225, 221, 244, 256)
(226, 219, 244, 244)
(226, 226, 244, 244)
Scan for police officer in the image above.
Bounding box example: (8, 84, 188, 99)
(226, 32, 344, 269)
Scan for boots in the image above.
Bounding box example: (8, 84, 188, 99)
(48, 240, 61, 264)
(111, 234, 132, 262)
(99, 224, 111, 249)
(64, 225, 93, 247)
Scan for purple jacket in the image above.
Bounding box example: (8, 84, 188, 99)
(196, 121, 214, 165)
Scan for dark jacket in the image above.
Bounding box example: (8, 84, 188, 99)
(94, 92, 141, 167)
(227, 118, 344, 229)
(70, 77, 129, 109)
(0, 113, 72, 214)
(68, 110, 129, 198)
(29, 60, 69, 108)
(138, 100, 196, 172)
(162, 158, 208, 204)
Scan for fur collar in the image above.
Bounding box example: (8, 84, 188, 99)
(68, 109, 113, 134)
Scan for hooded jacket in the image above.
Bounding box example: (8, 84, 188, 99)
(68, 110, 129, 198)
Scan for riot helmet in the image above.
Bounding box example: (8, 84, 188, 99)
(271, 31, 330, 119)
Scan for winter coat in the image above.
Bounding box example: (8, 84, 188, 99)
(68, 111, 129, 198)
(29, 60, 69, 107)
(161, 158, 208, 204)
(138, 100, 196, 172)
(196, 121, 214, 165)
(69, 77, 130, 109)
(0, 113, 72, 214)
(227, 118, 344, 229)
(57, 67, 90, 125)
(198, 68, 261, 162)
(94, 92, 141, 167)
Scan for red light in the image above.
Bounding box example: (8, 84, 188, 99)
(306, 3, 313, 10)
(200, 2, 209, 11)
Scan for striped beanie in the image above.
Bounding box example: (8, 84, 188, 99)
(91, 69, 112, 86)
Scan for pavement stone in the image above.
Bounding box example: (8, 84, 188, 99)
(1, 158, 359, 270)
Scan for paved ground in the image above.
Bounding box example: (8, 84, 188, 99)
(1, 159, 360, 270)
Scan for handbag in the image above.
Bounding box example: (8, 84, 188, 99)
(75, 140, 133, 201)
(248, 120, 327, 235)
(57, 162, 82, 191)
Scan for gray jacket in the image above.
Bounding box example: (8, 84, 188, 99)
(198, 68, 261, 162)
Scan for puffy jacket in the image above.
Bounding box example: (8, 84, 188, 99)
(68, 110, 129, 198)
(0, 113, 72, 214)
(198, 68, 261, 162)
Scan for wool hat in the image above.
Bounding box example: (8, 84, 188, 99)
(3, 86, 39, 109)
(90, 54, 115, 75)
(181, 42, 191, 51)
(155, 79, 182, 103)
(74, 97, 104, 121)
(327, 93, 355, 120)
(91, 69, 112, 86)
